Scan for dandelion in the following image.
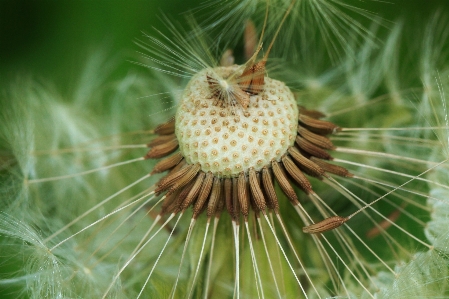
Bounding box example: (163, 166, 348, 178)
(1, 1, 449, 299)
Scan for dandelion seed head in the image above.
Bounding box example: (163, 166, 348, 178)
(176, 66, 298, 176)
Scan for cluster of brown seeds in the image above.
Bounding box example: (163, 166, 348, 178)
(145, 79, 353, 224)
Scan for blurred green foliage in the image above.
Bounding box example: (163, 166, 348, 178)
(1, 0, 448, 95)
(0, 0, 201, 93)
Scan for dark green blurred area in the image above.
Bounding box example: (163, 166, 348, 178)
(1, 0, 448, 94)
(0, 0, 203, 94)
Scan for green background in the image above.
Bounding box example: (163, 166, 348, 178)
(1, 0, 448, 93)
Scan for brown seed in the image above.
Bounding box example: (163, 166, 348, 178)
(154, 117, 176, 135)
(248, 188, 260, 218)
(147, 134, 176, 148)
(192, 172, 214, 217)
(180, 172, 205, 211)
(297, 126, 335, 150)
(164, 189, 185, 215)
(174, 179, 196, 210)
(160, 188, 181, 215)
(248, 168, 266, 212)
(271, 160, 299, 204)
(232, 177, 240, 222)
(281, 155, 313, 194)
(167, 159, 186, 176)
(166, 163, 201, 195)
(156, 163, 194, 194)
(145, 138, 179, 159)
(160, 194, 176, 215)
(151, 152, 183, 174)
(302, 216, 349, 234)
(287, 147, 325, 178)
(296, 136, 332, 160)
(238, 60, 266, 95)
(215, 192, 225, 218)
(310, 157, 353, 177)
(224, 178, 234, 219)
(237, 172, 250, 217)
(298, 114, 340, 135)
(233, 85, 250, 109)
(160, 194, 175, 215)
(297, 105, 326, 119)
(206, 177, 222, 218)
(261, 167, 279, 212)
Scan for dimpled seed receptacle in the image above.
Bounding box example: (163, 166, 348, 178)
(176, 66, 299, 177)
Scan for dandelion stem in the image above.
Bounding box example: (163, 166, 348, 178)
(89, 190, 158, 267)
(347, 159, 448, 222)
(264, 214, 310, 299)
(344, 176, 430, 217)
(347, 173, 441, 207)
(169, 218, 196, 299)
(257, 218, 282, 299)
(244, 220, 264, 299)
(325, 178, 415, 256)
(262, 0, 296, 62)
(203, 216, 219, 299)
(269, 212, 286, 295)
(27, 157, 145, 183)
(43, 174, 151, 242)
(49, 191, 154, 251)
(336, 158, 449, 190)
(326, 93, 391, 117)
(32, 144, 147, 156)
(232, 221, 240, 299)
(334, 147, 435, 165)
(320, 233, 376, 299)
(340, 126, 449, 132)
(105, 212, 178, 299)
(188, 221, 210, 299)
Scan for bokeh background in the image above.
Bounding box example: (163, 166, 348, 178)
(1, 0, 448, 95)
